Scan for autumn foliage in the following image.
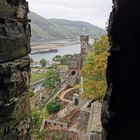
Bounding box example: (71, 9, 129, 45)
(81, 35, 109, 100)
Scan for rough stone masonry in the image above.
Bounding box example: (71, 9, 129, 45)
(0, 0, 31, 139)
(102, 0, 140, 140)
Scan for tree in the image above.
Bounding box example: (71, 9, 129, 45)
(81, 35, 109, 101)
(52, 55, 62, 62)
(39, 59, 47, 67)
(46, 102, 61, 114)
(73, 53, 79, 57)
(32, 109, 48, 139)
(60, 54, 72, 65)
(43, 69, 60, 89)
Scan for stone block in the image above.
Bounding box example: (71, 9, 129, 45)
(0, 22, 31, 62)
(0, 0, 29, 20)
(0, 92, 30, 120)
(0, 57, 30, 104)
(0, 0, 31, 63)
(90, 132, 101, 140)
(0, 93, 31, 139)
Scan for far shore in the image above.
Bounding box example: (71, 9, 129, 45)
(31, 40, 80, 50)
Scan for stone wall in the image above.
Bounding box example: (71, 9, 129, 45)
(45, 120, 68, 129)
(0, 0, 31, 139)
(87, 101, 102, 140)
(102, 0, 140, 140)
(77, 101, 102, 140)
(77, 110, 90, 140)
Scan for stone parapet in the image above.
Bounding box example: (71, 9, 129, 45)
(0, 57, 30, 102)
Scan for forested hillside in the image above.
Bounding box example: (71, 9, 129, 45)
(29, 12, 106, 44)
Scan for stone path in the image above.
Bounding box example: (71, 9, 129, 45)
(59, 88, 74, 103)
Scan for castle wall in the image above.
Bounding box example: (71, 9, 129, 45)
(0, 0, 31, 139)
(102, 0, 140, 140)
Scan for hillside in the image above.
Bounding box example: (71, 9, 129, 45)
(29, 11, 106, 45)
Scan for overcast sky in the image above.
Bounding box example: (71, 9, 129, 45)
(28, 0, 112, 29)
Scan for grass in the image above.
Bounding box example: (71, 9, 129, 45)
(57, 65, 68, 72)
(31, 73, 46, 84)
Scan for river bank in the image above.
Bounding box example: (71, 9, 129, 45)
(31, 39, 80, 50)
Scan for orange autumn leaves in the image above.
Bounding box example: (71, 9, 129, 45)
(81, 35, 109, 100)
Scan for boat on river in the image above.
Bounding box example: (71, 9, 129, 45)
(30, 49, 58, 55)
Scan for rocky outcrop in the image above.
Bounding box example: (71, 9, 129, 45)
(102, 0, 140, 140)
(0, 0, 31, 139)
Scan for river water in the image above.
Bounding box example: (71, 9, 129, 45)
(30, 44, 81, 62)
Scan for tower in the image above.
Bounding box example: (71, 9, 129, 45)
(80, 35, 90, 68)
(80, 35, 89, 56)
(68, 57, 81, 75)
(68, 56, 81, 87)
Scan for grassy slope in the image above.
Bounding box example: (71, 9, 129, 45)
(31, 73, 46, 84)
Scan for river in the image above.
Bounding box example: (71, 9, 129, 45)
(30, 39, 94, 62)
(30, 44, 81, 62)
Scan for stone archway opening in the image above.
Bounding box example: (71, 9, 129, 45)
(71, 71, 76, 76)
(74, 98, 79, 105)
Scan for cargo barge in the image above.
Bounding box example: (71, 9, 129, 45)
(30, 49, 58, 55)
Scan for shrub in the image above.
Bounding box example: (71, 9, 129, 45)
(29, 89, 34, 97)
(47, 102, 61, 114)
